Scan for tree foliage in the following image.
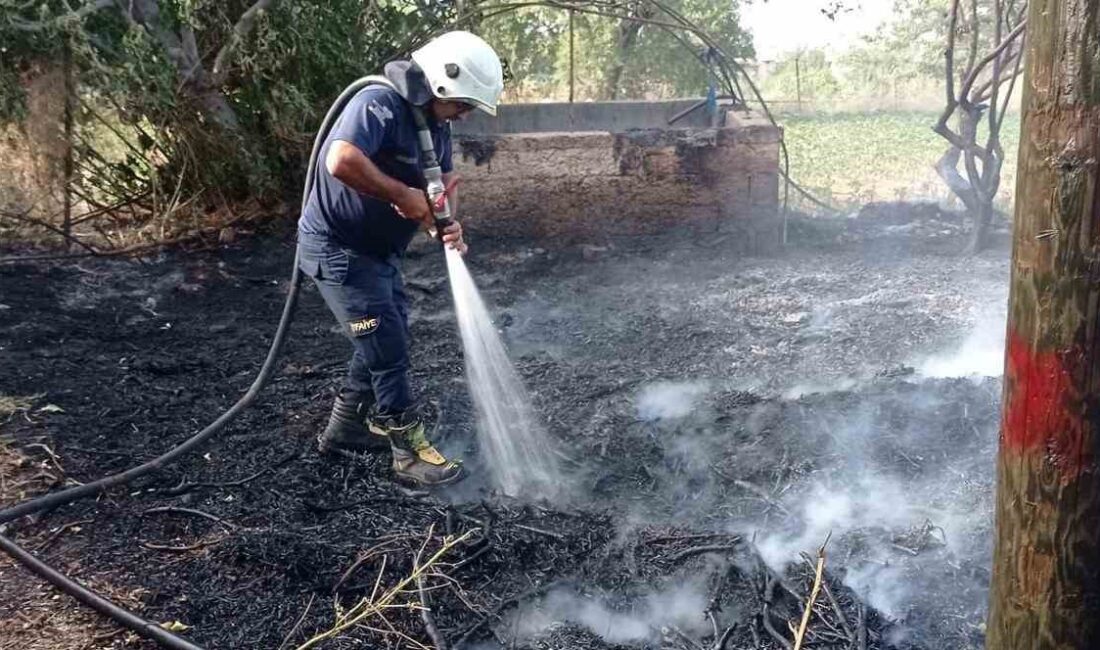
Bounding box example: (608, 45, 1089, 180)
(480, 0, 753, 101)
(1, 0, 454, 207)
(0, 0, 754, 253)
(760, 49, 841, 102)
(838, 0, 1025, 101)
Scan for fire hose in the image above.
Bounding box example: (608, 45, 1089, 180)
(0, 76, 456, 649)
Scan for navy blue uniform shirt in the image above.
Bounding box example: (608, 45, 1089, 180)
(299, 85, 453, 258)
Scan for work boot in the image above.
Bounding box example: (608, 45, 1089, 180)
(368, 409, 465, 487)
(318, 388, 389, 457)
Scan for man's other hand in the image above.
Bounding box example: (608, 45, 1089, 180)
(393, 187, 434, 228)
(441, 220, 467, 255)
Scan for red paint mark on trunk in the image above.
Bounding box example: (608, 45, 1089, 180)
(1002, 330, 1090, 481)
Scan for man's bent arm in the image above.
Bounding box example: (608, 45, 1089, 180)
(326, 140, 408, 203)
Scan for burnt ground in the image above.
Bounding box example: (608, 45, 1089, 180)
(1, 203, 1010, 650)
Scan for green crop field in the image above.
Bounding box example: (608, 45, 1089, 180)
(775, 111, 1021, 214)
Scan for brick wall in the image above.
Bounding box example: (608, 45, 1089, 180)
(452, 109, 782, 253)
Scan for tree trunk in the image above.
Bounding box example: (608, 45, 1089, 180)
(603, 17, 642, 100)
(966, 199, 993, 254)
(986, 1, 1100, 648)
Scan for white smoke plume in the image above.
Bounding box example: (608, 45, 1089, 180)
(917, 306, 1007, 379)
(636, 381, 709, 421)
(505, 582, 710, 644)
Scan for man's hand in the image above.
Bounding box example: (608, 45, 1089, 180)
(441, 220, 467, 255)
(392, 186, 434, 229)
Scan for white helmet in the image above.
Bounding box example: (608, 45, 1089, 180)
(411, 31, 504, 116)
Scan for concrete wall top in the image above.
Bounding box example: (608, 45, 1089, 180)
(454, 98, 728, 134)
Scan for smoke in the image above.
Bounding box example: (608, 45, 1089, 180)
(844, 555, 910, 618)
(736, 370, 998, 634)
(505, 582, 710, 644)
(755, 477, 914, 571)
(636, 381, 709, 421)
(917, 306, 1007, 379)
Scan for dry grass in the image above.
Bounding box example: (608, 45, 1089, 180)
(0, 562, 152, 650)
(0, 393, 152, 649)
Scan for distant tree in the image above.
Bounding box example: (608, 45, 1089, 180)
(933, 0, 1027, 253)
(838, 0, 951, 97)
(760, 49, 841, 103)
(480, 0, 753, 101)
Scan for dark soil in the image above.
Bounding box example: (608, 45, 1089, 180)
(1, 203, 1009, 650)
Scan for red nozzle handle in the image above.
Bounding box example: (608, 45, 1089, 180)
(432, 176, 461, 211)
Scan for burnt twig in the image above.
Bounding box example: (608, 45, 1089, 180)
(277, 594, 316, 650)
(711, 466, 790, 515)
(418, 575, 448, 650)
(452, 580, 563, 649)
(667, 542, 741, 564)
(713, 624, 736, 650)
(163, 468, 270, 496)
(762, 578, 793, 650)
(140, 536, 226, 552)
(142, 506, 237, 531)
(33, 518, 94, 552)
(513, 523, 565, 540)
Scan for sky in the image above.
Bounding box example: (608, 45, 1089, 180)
(741, 0, 897, 60)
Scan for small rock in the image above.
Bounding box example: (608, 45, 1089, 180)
(581, 244, 611, 260)
(176, 282, 204, 294)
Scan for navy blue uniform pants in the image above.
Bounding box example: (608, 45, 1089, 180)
(297, 235, 413, 414)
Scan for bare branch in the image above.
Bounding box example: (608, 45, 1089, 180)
(6, 0, 113, 32)
(0, 209, 102, 255)
(210, 0, 279, 86)
(943, 0, 962, 113)
(959, 20, 1028, 104)
(178, 24, 203, 85)
(994, 39, 1025, 133)
(965, 0, 980, 75)
(974, 46, 1022, 101)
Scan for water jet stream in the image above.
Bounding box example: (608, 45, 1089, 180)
(444, 247, 560, 497)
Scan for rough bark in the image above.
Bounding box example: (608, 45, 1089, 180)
(986, 1, 1100, 648)
(603, 11, 643, 100)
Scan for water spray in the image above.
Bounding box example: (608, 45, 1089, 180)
(410, 97, 562, 498)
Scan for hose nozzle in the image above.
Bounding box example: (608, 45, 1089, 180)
(425, 170, 460, 240)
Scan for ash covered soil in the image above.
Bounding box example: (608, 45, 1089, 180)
(1, 204, 1009, 650)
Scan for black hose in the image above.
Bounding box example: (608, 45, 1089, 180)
(0, 534, 206, 650)
(0, 76, 380, 649)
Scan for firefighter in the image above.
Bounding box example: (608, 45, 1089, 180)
(297, 31, 504, 487)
